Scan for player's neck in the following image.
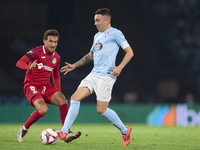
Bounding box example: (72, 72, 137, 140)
(101, 25, 111, 33)
(46, 50, 53, 54)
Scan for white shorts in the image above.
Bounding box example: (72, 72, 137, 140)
(78, 72, 116, 102)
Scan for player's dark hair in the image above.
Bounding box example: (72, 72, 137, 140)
(44, 29, 60, 40)
(95, 8, 111, 18)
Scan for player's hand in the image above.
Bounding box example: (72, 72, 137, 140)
(110, 66, 123, 77)
(60, 62, 75, 75)
(29, 60, 37, 70)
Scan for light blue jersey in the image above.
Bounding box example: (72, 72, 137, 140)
(90, 27, 129, 78)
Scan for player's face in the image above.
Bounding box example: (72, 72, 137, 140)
(94, 14, 108, 32)
(43, 35, 58, 53)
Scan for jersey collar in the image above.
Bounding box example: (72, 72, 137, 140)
(42, 45, 55, 55)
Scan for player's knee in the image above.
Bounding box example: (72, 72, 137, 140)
(38, 105, 48, 115)
(96, 107, 105, 115)
(71, 94, 77, 101)
(96, 105, 108, 115)
(58, 98, 68, 106)
(51, 92, 68, 106)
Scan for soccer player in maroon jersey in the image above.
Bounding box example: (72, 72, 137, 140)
(16, 29, 81, 143)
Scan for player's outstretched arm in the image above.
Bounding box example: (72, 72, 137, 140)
(60, 52, 93, 75)
(60, 62, 75, 75)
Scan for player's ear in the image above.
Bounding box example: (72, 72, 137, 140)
(43, 39, 46, 44)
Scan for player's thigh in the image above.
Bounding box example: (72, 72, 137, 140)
(42, 84, 60, 104)
(24, 85, 43, 106)
(50, 91, 67, 106)
(71, 87, 91, 101)
(95, 76, 116, 102)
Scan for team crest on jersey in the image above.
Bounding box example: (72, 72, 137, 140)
(52, 58, 57, 64)
(104, 32, 109, 38)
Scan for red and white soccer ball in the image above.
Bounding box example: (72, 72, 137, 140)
(40, 128, 58, 145)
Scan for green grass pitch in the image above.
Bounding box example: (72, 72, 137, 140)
(0, 123, 199, 150)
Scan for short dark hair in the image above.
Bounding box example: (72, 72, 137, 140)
(43, 29, 60, 40)
(95, 8, 111, 18)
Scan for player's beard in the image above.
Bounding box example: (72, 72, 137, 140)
(47, 46, 56, 53)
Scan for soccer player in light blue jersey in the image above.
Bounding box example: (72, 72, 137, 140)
(58, 8, 134, 146)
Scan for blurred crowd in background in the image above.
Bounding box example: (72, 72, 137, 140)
(0, 0, 199, 104)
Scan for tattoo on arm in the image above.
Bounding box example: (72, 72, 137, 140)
(74, 54, 92, 68)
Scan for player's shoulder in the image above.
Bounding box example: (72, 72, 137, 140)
(94, 32, 100, 39)
(109, 27, 122, 34)
(27, 45, 43, 55)
(53, 51, 61, 59)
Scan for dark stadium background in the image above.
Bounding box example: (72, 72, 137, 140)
(1, 0, 199, 104)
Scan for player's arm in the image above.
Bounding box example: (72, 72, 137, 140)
(60, 51, 93, 75)
(52, 64, 61, 91)
(110, 46, 134, 76)
(16, 54, 37, 70)
(73, 51, 93, 68)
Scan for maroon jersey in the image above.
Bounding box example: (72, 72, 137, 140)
(17, 45, 61, 91)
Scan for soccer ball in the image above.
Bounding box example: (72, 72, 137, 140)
(40, 128, 58, 145)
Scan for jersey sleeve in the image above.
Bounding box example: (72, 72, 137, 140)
(16, 48, 38, 70)
(114, 30, 130, 50)
(25, 53, 34, 60)
(52, 59, 61, 91)
(16, 55, 32, 70)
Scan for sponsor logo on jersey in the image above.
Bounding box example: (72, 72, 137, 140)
(41, 56, 46, 59)
(37, 63, 44, 69)
(94, 42, 103, 51)
(52, 58, 57, 64)
(43, 65, 53, 71)
(37, 63, 53, 71)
